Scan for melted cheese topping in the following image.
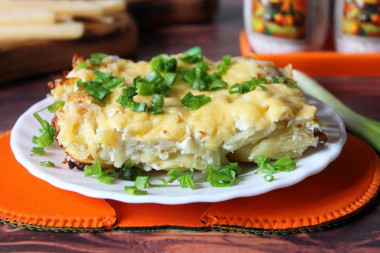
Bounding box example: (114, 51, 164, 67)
(51, 55, 320, 170)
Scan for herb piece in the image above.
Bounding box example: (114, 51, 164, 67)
(89, 53, 108, 65)
(253, 155, 297, 181)
(181, 91, 211, 110)
(30, 147, 45, 156)
(77, 71, 124, 101)
(264, 175, 274, 182)
(118, 162, 141, 181)
(147, 94, 164, 115)
(166, 169, 195, 189)
(205, 163, 241, 187)
(77, 61, 87, 70)
(130, 102, 147, 112)
(295, 70, 380, 153)
(124, 186, 148, 195)
(134, 176, 149, 189)
(40, 161, 55, 167)
(84, 161, 102, 177)
(151, 54, 177, 73)
(179, 46, 204, 63)
(271, 76, 297, 87)
(229, 77, 268, 94)
(47, 100, 65, 113)
(217, 55, 231, 75)
(116, 87, 137, 108)
(32, 111, 56, 148)
(162, 72, 177, 86)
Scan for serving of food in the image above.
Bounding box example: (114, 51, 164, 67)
(10, 48, 346, 204)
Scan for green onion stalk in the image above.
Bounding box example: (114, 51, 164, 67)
(294, 70, 380, 153)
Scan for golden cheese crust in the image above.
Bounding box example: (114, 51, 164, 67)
(50, 54, 321, 171)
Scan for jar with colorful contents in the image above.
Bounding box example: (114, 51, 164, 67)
(244, 0, 330, 53)
(335, 0, 380, 52)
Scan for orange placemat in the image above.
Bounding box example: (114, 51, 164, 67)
(239, 31, 380, 77)
(0, 131, 379, 234)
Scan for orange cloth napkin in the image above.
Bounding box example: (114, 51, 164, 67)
(0, 131, 379, 233)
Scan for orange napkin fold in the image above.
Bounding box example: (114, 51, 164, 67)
(0, 130, 379, 233)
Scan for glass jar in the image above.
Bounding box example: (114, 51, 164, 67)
(244, 0, 330, 54)
(335, 0, 380, 53)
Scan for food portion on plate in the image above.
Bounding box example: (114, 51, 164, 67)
(47, 47, 326, 175)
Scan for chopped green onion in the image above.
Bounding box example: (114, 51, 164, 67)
(84, 162, 102, 177)
(40, 161, 55, 167)
(264, 175, 275, 182)
(253, 155, 297, 181)
(47, 100, 65, 113)
(99, 176, 115, 184)
(166, 169, 195, 189)
(124, 186, 148, 195)
(181, 91, 211, 110)
(271, 76, 297, 87)
(116, 87, 137, 108)
(151, 94, 164, 107)
(77, 61, 87, 70)
(89, 58, 101, 65)
(130, 102, 147, 112)
(151, 54, 177, 73)
(209, 79, 227, 91)
(145, 70, 164, 84)
(148, 106, 163, 115)
(84, 82, 111, 101)
(294, 70, 380, 153)
(205, 163, 241, 187)
(229, 77, 268, 94)
(118, 161, 141, 181)
(217, 55, 231, 75)
(34, 131, 54, 147)
(102, 76, 124, 90)
(134, 176, 149, 189)
(30, 147, 45, 156)
(95, 71, 112, 82)
(96, 169, 116, 179)
(163, 72, 177, 86)
(91, 53, 108, 60)
(135, 80, 155, 95)
(179, 46, 204, 63)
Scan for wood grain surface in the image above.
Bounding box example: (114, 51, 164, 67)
(0, 0, 379, 252)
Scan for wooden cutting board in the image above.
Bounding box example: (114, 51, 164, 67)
(127, 0, 219, 26)
(0, 13, 138, 84)
(0, 0, 219, 83)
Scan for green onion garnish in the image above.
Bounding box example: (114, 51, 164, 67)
(217, 55, 231, 75)
(253, 155, 296, 181)
(163, 72, 177, 86)
(130, 102, 147, 112)
(179, 46, 204, 63)
(40, 161, 55, 167)
(116, 87, 137, 108)
(271, 76, 297, 87)
(264, 175, 275, 182)
(77, 61, 87, 70)
(147, 106, 163, 115)
(77, 71, 124, 101)
(229, 77, 268, 94)
(134, 176, 149, 189)
(124, 186, 148, 195)
(181, 91, 211, 110)
(84, 161, 102, 177)
(166, 169, 195, 189)
(151, 54, 177, 73)
(118, 161, 141, 181)
(91, 53, 108, 61)
(30, 147, 45, 156)
(47, 100, 65, 113)
(205, 163, 241, 187)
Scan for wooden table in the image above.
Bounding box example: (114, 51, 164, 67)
(1, 1, 379, 252)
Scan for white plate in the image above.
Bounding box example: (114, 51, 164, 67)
(10, 97, 346, 204)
